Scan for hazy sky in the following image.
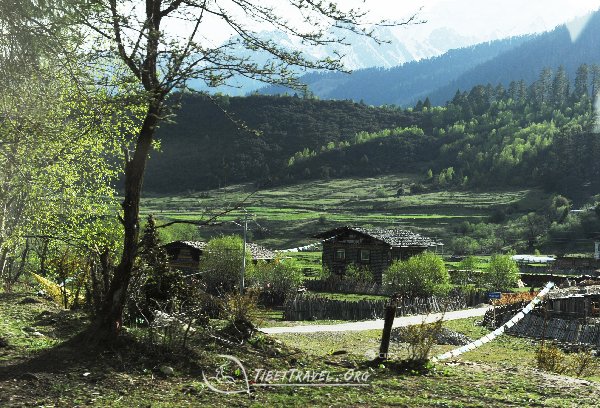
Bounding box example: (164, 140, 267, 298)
(190, 0, 600, 45)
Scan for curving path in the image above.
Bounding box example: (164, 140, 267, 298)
(260, 305, 491, 334)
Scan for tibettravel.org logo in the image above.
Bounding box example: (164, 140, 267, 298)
(202, 355, 372, 395)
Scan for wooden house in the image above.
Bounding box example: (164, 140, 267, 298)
(313, 226, 442, 284)
(547, 294, 600, 320)
(545, 285, 600, 320)
(163, 240, 276, 272)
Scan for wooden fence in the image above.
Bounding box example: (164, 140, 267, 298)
(303, 279, 393, 296)
(283, 294, 473, 321)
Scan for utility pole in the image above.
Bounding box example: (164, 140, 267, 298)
(241, 209, 248, 295)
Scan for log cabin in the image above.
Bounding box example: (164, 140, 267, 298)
(313, 226, 442, 284)
(163, 240, 276, 272)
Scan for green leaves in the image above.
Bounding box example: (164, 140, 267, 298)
(383, 252, 450, 298)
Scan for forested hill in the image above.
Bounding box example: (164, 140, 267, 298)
(144, 95, 420, 193)
(260, 10, 600, 107)
(426, 12, 600, 105)
(145, 64, 600, 202)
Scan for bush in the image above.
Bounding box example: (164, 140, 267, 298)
(398, 319, 443, 366)
(315, 266, 331, 281)
(536, 344, 598, 377)
(451, 256, 479, 288)
(345, 263, 374, 284)
(450, 236, 480, 255)
(536, 344, 567, 374)
(199, 235, 253, 295)
(247, 258, 303, 305)
(383, 252, 450, 297)
(483, 254, 519, 292)
(220, 290, 259, 341)
(375, 188, 387, 198)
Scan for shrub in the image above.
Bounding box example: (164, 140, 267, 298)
(199, 235, 253, 295)
(536, 344, 598, 377)
(247, 258, 303, 305)
(536, 344, 567, 374)
(375, 188, 387, 198)
(383, 252, 450, 297)
(409, 183, 426, 194)
(345, 263, 374, 284)
(451, 256, 479, 287)
(396, 317, 444, 371)
(316, 266, 332, 281)
(483, 254, 519, 292)
(569, 349, 597, 377)
(220, 290, 259, 341)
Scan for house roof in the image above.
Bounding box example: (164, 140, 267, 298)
(246, 243, 277, 260)
(313, 226, 441, 248)
(163, 240, 208, 251)
(162, 240, 275, 260)
(548, 285, 600, 300)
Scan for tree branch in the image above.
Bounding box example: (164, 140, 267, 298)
(156, 190, 257, 229)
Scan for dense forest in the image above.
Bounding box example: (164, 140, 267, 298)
(144, 95, 420, 192)
(146, 63, 600, 204)
(287, 64, 600, 200)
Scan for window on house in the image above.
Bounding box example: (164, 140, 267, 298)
(360, 249, 370, 262)
(335, 249, 346, 260)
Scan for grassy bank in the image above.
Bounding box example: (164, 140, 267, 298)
(2, 288, 600, 407)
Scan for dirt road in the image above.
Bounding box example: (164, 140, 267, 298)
(260, 305, 491, 334)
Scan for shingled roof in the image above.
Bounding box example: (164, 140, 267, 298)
(163, 240, 275, 260)
(246, 243, 277, 260)
(314, 226, 441, 248)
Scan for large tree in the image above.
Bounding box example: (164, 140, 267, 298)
(76, 0, 419, 340)
(8, 0, 419, 339)
(0, 3, 136, 291)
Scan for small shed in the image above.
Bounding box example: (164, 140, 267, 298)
(313, 226, 442, 284)
(163, 240, 276, 272)
(547, 285, 600, 319)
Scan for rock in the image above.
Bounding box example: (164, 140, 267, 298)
(19, 373, 39, 381)
(23, 327, 37, 333)
(434, 328, 474, 346)
(159, 366, 174, 376)
(391, 327, 473, 346)
(30, 332, 44, 337)
(19, 297, 42, 305)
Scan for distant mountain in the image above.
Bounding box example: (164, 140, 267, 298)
(260, 11, 600, 107)
(426, 12, 600, 105)
(185, 26, 492, 96)
(260, 36, 530, 106)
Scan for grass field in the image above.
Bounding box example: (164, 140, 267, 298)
(3, 290, 600, 407)
(141, 174, 550, 250)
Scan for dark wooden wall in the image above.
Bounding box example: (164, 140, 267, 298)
(321, 231, 428, 284)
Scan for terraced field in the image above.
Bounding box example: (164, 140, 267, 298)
(141, 174, 550, 249)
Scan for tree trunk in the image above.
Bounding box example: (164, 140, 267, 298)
(94, 100, 161, 340)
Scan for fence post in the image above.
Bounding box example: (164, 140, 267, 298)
(378, 296, 398, 361)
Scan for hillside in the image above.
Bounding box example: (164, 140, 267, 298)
(142, 175, 553, 254)
(260, 11, 600, 106)
(145, 95, 420, 192)
(146, 62, 600, 202)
